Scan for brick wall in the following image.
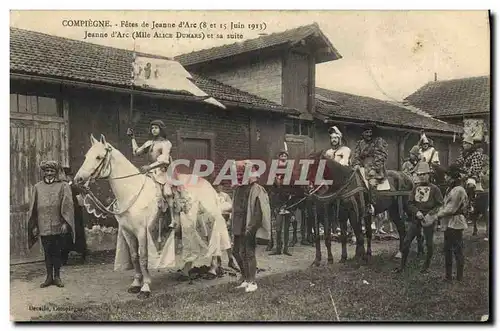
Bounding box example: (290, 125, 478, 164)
(67, 87, 263, 228)
(201, 57, 283, 105)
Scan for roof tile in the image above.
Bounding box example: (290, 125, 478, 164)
(9, 27, 297, 114)
(315, 87, 462, 133)
(174, 23, 341, 66)
(404, 76, 490, 117)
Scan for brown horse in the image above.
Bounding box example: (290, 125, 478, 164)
(304, 150, 414, 265)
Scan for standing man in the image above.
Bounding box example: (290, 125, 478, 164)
(434, 164, 469, 281)
(351, 122, 389, 215)
(232, 160, 271, 293)
(396, 162, 443, 274)
(127, 120, 179, 229)
(27, 161, 75, 288)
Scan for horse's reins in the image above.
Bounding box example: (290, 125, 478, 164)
(81, 145, 148, 216)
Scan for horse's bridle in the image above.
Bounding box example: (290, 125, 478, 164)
(80, 144, 148, 216)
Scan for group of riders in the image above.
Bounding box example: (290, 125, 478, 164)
(125, 119, 488, 252)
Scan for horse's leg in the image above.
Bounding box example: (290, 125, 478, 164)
(389, 205, 405, 259)
(365, 213, 373, 259)
(290, 214, 298, 247)
(312, 203, 322, 267)
(349, 199, 365, 260)
(339, 217, 348, 263)
(137, 228, 152, 299)
(300, 207, 308, 245)
(121, 228, 142, 294)
(325, 203, 334, 264)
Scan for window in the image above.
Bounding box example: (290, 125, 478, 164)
(10, 93, 61, 117)
(285, 118, 313, 137)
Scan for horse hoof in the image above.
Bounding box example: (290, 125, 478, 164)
(137, 291, 151, 299)
(339, 258, 347, 264)
(327, 259, 334, 265)
(311, 260, 321, 267)
(127, 286, 141, 294)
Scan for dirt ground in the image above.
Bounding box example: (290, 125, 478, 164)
(10, 235, 406, 321)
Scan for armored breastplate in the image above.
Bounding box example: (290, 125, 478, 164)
(148, 140, 168, 163)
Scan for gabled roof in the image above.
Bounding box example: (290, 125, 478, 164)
(174, 23, 342, 66)
(315, 87, 463, 134)
(404, 76, 490, 118)
(9, 27, 298, 115)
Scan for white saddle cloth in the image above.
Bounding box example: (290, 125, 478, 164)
(358, 167, 391, 191)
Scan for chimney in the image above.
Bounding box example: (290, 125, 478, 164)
(434, 72, 438, 82)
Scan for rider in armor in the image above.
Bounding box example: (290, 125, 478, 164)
(324, 126, 351, 166)
(418, 132, 440, 165)
(452, 134, 484, 212)
(127, 120, 178, 229)
(351, 122, 389, 215)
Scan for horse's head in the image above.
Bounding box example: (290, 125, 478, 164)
(74, 134, 113, 186)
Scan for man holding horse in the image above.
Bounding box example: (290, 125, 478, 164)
(351, 122, 389, 215)
(396, 162, 443, 274)
(127, 120, 180, 230)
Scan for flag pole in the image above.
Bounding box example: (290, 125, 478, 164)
(130, 42, 136, 129)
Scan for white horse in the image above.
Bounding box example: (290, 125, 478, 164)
(74, 134, 232, 299)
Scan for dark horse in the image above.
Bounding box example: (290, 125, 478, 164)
(304, 150, 414, 265)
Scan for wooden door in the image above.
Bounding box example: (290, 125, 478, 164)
(176, 131, 215, 175)
(10, 98, 69, 264)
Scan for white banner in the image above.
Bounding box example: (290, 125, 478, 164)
(132, 55, 226, 109)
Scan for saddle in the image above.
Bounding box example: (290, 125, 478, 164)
(358, 167, 391, 191)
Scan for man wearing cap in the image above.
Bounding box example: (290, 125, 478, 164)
(127, 120, 180, 229)
(434, 164, 469, 281)
(270, 149, 294, 256)
(324, 126, 351, 166)
(402, 145, 420, 178)
(232, 160, 271, 293)
(351, 122, 389, 215)
(27, 161, 75, 288)
(453, 134, 484, 213)
(396, 162, 443, 274)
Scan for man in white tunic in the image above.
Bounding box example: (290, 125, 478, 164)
(324, 126, 351, 166)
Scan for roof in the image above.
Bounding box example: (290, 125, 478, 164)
(9, 27, 298, 115)
(314, 87, 463, 134)
(404, 76, 490, 118)
(174, 23, 342, 67)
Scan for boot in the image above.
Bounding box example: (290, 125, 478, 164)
(269, 233, 282, 255)
(40, 276, 53, 288)
(40, 258, 53, 288)
(53, 267, 64, 288)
